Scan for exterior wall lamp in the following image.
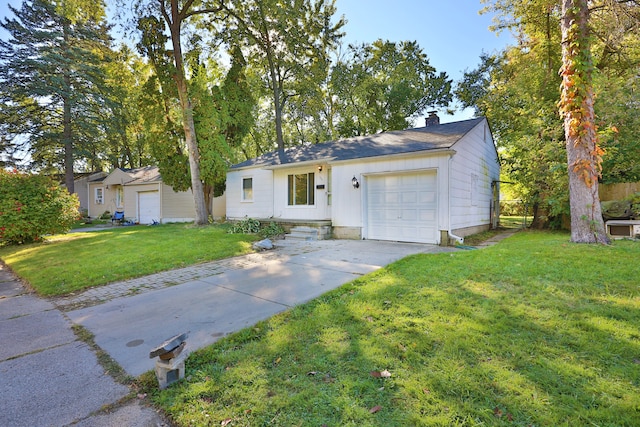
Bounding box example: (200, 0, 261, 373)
(352, 176, 360, 189)
(317, 165, 323, 172)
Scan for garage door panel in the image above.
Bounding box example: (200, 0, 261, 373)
(401, 192, 417, 203)
(419, 209, 436, 221)
(369, 192, 386, 204)
(367, 172, 437, 244)
(419, 191, 437, 204)
(384, 192, 400, 204)
(401, 209, 417, 220)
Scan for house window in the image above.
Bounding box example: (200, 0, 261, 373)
(95, 187, 104, 205)
(288, 173, 315, 206)
(242, 177, 253, 201)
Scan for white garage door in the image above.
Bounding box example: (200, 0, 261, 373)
(138, 191, 160, 224)
(366, 172, 438, 244)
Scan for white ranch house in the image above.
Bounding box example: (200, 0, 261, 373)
(226, 115, 500, 245)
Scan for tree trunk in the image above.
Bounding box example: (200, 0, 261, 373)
(560, 0, 609, 244)
(63, 88, 74, 194)
(169, 0, 208, 225)
(265, 35, 284, 150)
(62, 24, 74, 194)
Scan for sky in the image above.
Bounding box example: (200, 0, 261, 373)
(0, 0, 514, 124)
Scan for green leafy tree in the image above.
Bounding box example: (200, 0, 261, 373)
(191, 48, 255, 212)
(0, 0, 112, 193)
(596, 72, 640, 183)
(471, 0, 639, 233)
(218, 0, 345, 150)
(0, 169, 79, 245)
(137, 14, 254, 213)
(331, 40, 452, 137)
(457, 43, 568, 228)
(100, 45, 155, 170)
(135, 15, 188, 190)
(131, 0, 226, 225)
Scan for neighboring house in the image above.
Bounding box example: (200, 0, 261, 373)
(226, 114, 500, 245)
(87, 166, 226, 224)
(71, 171, 108, 213)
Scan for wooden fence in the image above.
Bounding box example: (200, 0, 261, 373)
(599, 182, 640, 201)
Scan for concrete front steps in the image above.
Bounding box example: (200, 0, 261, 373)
(286, 225, 331, 241)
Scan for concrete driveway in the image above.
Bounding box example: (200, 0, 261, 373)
(65, 239, 456, 377)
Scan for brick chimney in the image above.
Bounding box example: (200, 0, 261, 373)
(425, 111, 440, 127)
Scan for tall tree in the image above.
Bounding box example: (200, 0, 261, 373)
(332, 40, 452, 137)
(136, 14, 191, 193)
(132, 0, 223, 225)
(101, 45, 155, 170)
(559, 0, 609, 243)
(476, 0, 639, 235)
(218, 0, 345, 150)
(191, 48, 256, 213)
(457, 13, 569, 229)
(0, 0, 112, 193)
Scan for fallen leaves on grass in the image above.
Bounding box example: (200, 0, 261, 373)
(369, 405, 382, 414)
(370, 369, 391, 378)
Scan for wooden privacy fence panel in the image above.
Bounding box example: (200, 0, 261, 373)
(599, 182, 640, 201)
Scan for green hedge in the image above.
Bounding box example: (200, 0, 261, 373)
(0, 170, 79, 244)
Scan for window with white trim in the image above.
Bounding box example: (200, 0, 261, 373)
(95, 187, 104, 205)
(242, 177, 253, 201)
(288, 173, 315, 206)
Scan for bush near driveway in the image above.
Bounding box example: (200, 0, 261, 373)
(0, 169, 79, 244)
(148, 231, 640, 427)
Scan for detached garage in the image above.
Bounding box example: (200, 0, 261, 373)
(226, 114, 500, 245)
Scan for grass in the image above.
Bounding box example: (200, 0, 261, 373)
(0, 223, 257, 296)
(71, 218, 110, 229)
(499, 215, 527, 229)
(146, 231, 640, 426)
(459, 216, 524, 246)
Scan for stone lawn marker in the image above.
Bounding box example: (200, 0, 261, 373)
(150, 332, 188, 389)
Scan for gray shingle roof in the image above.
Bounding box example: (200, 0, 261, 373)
(231, 117, 485, 170)
(124, 166, 162, 185)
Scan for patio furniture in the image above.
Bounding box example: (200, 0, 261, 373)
(111, 210, 125, 225)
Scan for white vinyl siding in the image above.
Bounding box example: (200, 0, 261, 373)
(226, 169, 274, 219)
(449, 121, 500, 231)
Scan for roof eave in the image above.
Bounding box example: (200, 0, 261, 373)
(327, 147, 457, 166)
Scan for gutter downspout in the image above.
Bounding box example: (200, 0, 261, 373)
(447, 153, 464, 245)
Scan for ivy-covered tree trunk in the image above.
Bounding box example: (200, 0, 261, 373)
(559, 0, 609, 244)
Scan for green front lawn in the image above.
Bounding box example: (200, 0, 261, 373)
(0, 223, 257, 296)
(147, 231, 640, 426)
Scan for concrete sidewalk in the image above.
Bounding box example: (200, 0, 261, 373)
(0, 263, 168, 427)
